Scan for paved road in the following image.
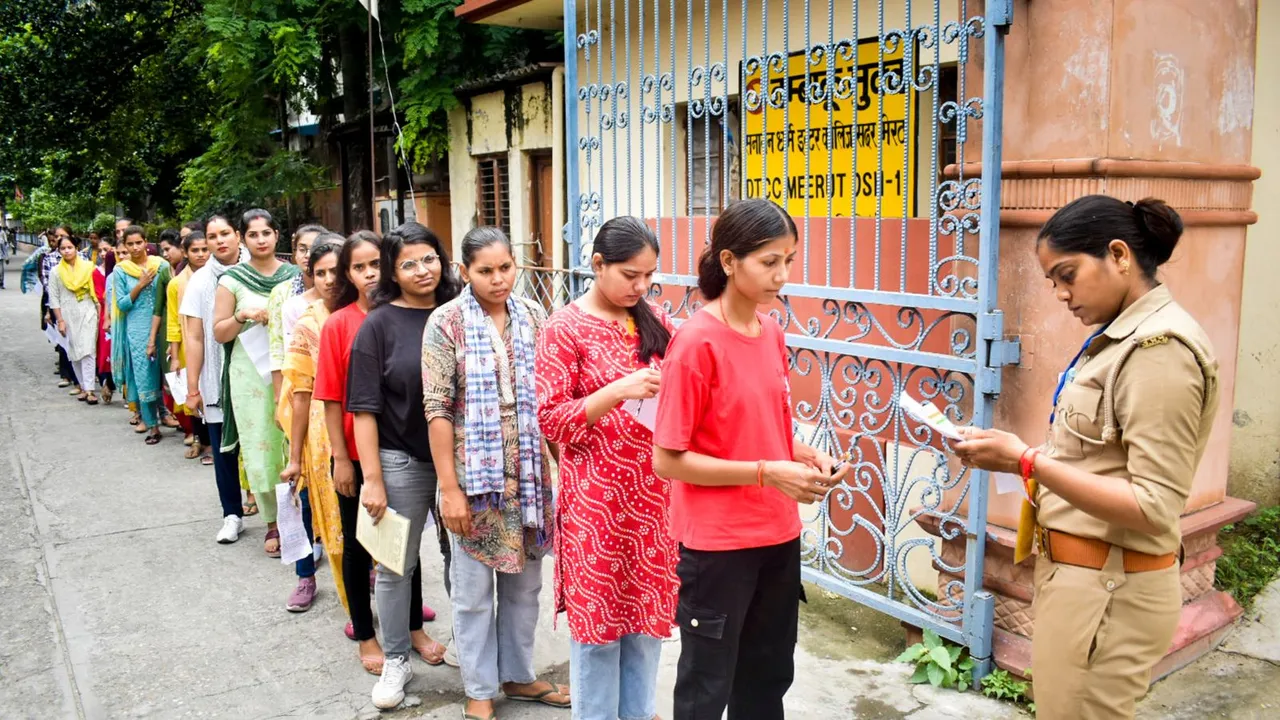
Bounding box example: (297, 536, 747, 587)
(0, 256, 1026, 719)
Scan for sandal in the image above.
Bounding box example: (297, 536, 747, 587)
(360, 655, 384, 675)
(77, 391, 88, 401)
(201, 454, 213, 466)
(243, 498, 259, 516)
(134, 423, 149, 434)
(101, 388, 113, 404)
(161, 414, 181, 429)
(503, 681, 571, 708)
(264, 528, 281, 558)
(462, 709, 497, 720)
(183, 434, 194, 447)
(130, 414, 141, 426)
(412, 638, 447, 666)
(185, 442, 202, 460)
(58, 380, 71, 388)
(145, 431, 162, 445)
(86, 394, 99, 405)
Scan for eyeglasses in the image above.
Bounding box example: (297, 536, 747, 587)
(398, 254, 440, 273)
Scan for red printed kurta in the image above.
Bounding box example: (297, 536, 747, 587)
(535, 302, 679, 645)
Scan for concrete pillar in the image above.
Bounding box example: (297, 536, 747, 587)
(925, 0, 1260, 681)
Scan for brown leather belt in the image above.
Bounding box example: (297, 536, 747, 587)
(1040, 529, 1177, 573)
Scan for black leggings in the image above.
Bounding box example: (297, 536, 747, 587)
(338, 459, 424, 641)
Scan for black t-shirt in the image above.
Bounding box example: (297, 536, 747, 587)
(346, 303, 435, 462)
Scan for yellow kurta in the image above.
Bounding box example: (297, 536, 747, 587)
(276, 300, 346, 611)
(165, 265, 194, 413)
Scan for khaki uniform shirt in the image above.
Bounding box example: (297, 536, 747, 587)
(1038, 285, 1219, 556)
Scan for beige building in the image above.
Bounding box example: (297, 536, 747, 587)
(446, 64, 567, 273)
(1234, 2, 1280, 507)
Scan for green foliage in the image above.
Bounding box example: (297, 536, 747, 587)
(1215, 505, 1280, 610)
(979, 669, 1036, 715)
(895, 629, 975, 692)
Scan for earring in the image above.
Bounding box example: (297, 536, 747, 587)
(1120, 261, 1130, 274)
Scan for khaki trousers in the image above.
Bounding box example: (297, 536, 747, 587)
(1031, 545, 1181, 720)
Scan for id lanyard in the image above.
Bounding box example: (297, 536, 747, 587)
(1048, 324, 1110, 426)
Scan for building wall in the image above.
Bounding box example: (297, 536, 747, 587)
(447, 69, 567, 269)
(1231, 5, 1280, 507)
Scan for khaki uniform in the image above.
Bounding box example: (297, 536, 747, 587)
(1031, 285, 1219, 720)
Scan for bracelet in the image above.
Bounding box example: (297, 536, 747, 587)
(756, 460, 766, 488)
(1018, 446, 1040, 500)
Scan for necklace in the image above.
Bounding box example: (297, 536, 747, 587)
(712, 301, 760, 337)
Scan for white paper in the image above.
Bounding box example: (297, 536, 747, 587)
(993, 472, 1034, 504)
(899, 392, 965, 441)
(239, 324, 272, 384)
(357, 505, 410, 576)
(165, 368, 188, 407)
(275, 483, 313, 564)
(621, 394, 660, 432)
(44, 324, 68, 350)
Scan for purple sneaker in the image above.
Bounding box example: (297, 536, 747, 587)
(286, 577, 317, 613)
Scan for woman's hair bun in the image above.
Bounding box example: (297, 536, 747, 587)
(1131, 197, 1183, 266)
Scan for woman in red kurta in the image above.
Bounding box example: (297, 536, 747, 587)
(536, 216, 677, 720)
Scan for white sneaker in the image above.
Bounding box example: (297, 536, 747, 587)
(313, 542, 324, 564)
(216, 515, 243, 544)
(371, 655, 413, 709)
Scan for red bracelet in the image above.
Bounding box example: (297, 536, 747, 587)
(1019, 446, 1040, 496)
(757, 460, 766, 488)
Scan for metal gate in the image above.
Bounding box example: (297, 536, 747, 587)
(563, 0, 1014, 673)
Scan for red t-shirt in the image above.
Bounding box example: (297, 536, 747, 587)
(653, 310, 802, 551)
(314, 303, 367, 462)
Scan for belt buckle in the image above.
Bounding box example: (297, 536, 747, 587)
(1036, 526, 1052, 562)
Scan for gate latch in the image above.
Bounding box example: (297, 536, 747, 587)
(982, 311, 1021, 368)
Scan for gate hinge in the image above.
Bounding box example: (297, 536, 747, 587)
(988, 0, 1014, 28)
(981, 310, 1022, 368)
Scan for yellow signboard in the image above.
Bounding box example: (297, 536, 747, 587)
(742, 38, 918, 218)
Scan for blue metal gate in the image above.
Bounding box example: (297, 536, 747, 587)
(563, 0, 1014, 673)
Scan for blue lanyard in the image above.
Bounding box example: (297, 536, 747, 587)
(1048, 325, 1110, 426)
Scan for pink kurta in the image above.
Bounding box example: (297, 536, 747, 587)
(535, 303, 679, 644)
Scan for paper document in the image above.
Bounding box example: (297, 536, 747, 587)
(357, 505, 411, 576)
(993, 472, 1034, 504)
(165, 368, 188, 407)
(44, 324, 68, 351)
(239, 324, 272, 384)
(899, 392, 965, 441)
(275, 483, 313, 564)
(621, 394, 660, 432)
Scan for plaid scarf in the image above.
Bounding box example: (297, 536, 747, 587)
(460, 286, 545, 541)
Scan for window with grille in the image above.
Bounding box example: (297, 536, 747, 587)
(685, 104, 741, 216)
(476, 155, 510, 234)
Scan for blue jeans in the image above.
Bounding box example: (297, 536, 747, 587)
(295, 489, 315, 578)
(570, 634, 663, 720)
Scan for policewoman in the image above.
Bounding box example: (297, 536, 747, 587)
(954, 195, 1219, 720)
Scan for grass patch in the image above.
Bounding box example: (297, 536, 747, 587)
(1214, 505, 1280, 610)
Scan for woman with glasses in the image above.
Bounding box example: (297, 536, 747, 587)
(347, 222, 461, 710)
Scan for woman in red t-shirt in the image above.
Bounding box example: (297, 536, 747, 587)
(653, 198, 849, 719)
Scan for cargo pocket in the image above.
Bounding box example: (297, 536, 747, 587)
(677, 600, 727, 640)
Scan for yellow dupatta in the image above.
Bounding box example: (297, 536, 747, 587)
(114, 256, 166, 322)
(56, 256, 98, 303)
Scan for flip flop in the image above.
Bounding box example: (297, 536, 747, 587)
(201, 454, 213, 466)
(144, 431, 162, 446)
(134, 424, 149, 434)
(86, 395, 99, 405)
(504, 682, 571, 708)
(360, 655, 384, 676)
(462, 711, 497, 720)
(243, 498, 259, 516)
(264, 528, 281, 558)
(412, 639, 447, 666)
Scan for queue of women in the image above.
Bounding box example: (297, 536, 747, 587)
(21, 192, 1214, 720)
